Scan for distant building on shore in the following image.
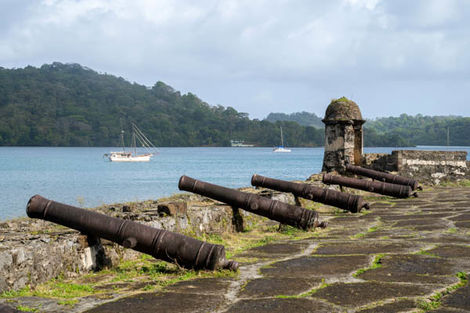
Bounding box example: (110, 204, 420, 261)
(230, 140, 255, 147)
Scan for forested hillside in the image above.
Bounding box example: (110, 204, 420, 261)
(365, 114, 470, 146)
(0, 63, 323, 147)
(264, 111, 470, 147)
(265, 112, 323, 128)
(1, 63, 468, 147)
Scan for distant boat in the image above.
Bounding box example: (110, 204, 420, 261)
(104, 123, 157, 162)
(273, 127, 291, 153)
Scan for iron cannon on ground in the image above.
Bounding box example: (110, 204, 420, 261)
(251, 174, 369, 213)
(178, 176, 326, 230)
(345, 164, 421, 190)
(322, 174, 416, 198)
(26, 195, 238, 271)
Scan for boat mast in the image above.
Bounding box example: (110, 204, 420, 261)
(119, 118, 126, 152)
(280, 127, 284, 147)
(120, 130, 126, 152)
(132, 131, 137, 156)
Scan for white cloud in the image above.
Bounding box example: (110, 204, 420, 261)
(344, 0, 381, 10)
(1, 0, 470, 118)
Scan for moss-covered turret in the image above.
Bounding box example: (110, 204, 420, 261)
(323, 97, 363, 123)
(322, 97, 365, 172)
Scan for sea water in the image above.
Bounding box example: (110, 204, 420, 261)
(1, 146, 469, 220)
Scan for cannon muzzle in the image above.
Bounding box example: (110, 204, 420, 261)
(26, 195, 238, 271)
(251, 174, 369, 213)
(346, 164, 420, 190)
(322, 174, 415, 198)
(178, 176, 325, 230)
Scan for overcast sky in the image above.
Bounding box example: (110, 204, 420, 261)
(1, 0, 470, 119)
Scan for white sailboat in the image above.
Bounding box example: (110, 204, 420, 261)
(104, 123, 157, 162)
(273, 127, 291, 153)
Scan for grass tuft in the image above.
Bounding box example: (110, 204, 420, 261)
(416, 272, 468, 312)
(353, 254, 384, 277)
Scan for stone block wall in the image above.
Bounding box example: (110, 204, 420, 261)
(362, 150, 470, 184)
(0, 190, 292, 293)
(322, 123, 355, 172)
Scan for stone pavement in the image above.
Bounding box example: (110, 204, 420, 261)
(83, 186, 470, 313)
(1, 186, 469, 313)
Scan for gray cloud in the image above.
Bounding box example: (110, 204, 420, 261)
(1, 0, 469, 118)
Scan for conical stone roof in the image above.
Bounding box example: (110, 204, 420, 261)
(323, 97, 363, 123)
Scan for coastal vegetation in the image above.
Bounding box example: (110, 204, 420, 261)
(1, 63, 469, 147)
(0, 63, 322, 147)
(265, 111, 323, 129)
(267, 111, 470, 147)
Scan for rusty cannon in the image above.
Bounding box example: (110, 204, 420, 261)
(178, 175, 326, 230)
(322, 174, 417, 198)
(251, 174, 369, 213)
(26, 195, 238, 271)
(345, 164, 421, 191)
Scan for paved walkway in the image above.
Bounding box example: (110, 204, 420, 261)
(1, 187, 469, 312)
(84, 187, 470, 313)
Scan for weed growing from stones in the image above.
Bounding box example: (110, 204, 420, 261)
(57, 299, 78, 307)
(415, 249, 440, 258)
(16, 305, 39, 312)
(353, 254, 384, 277)
(416, 272, 468, 312)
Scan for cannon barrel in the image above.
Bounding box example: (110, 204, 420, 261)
(322, 174, 415, 198)
(251, 174, 369, 213)
(346, 164, 420, 190)
(26, 195, 238, 271)
(178, 176, 324, 230)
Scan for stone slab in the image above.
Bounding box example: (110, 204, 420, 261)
(85, 292, 225, 313)
(440, 284, 470, 311)
(261, 255, 369, 278)
(163, 278, 231, 295)
(239, 277, 323, 298)
(225, 298, 338, 313)
(357, 254, 458, 284)
(239, 242, 307, 258)
(428, 245, 470, 258)
(449, 213, 470, 221)
(455, 221, 470, 228)
(356, 299, 417, 313)
(312, 281, 434, 308)
(314, 241, 422, 255)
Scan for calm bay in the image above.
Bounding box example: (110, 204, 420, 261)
(1, 146, 469, 220)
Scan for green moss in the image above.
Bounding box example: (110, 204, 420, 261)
(367, 225, 380, 233)
(416, 272, 468, 312)
(456, 271, 468, 284)
(415, 250, 440, 258)
(330, 96, 351, 104)
(57, 299, 78, 307)
(276, 225, 306, 238)
(440, 179, 470, 187)
(417, 292, 442, 311)
(274, 294, 297, 299)
(5, 281, 95, 299)
(353, 254, 384, 277)
(352, 232, 366, 239)
(16, 305, 39, 312)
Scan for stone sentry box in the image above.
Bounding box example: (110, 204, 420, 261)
(322, 97, 365, 173)
(320, 97, 470, 183)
